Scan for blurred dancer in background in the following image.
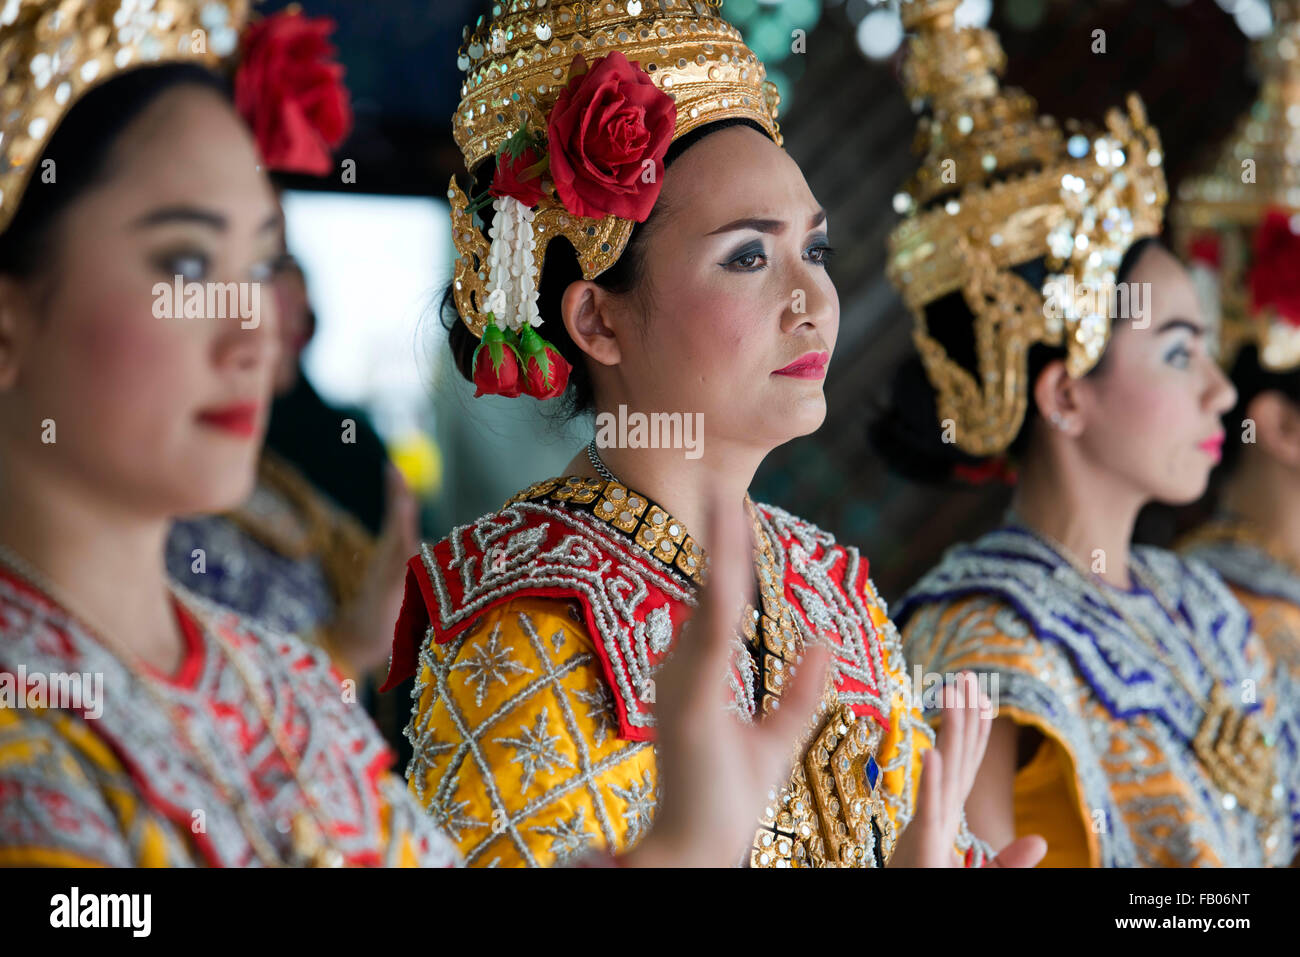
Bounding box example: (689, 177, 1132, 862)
(1174, 0, 1300, 844)
(875, 0, 1294, 866)
(166, 14, 408, 686)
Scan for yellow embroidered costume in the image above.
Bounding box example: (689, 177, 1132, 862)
(885, 1, 1294, 866)
(386, 0, 995, 869)
(384, 478, 973, 867)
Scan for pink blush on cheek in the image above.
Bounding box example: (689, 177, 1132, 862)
(60, 292, 202, 433)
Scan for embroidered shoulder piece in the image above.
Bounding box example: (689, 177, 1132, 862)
(754, 503, 892, 729)
(1181, 518, 1300, 608)
(385, 477, 894, 740)
(894, 527, 1260, 744)
(384, 477, 698, 741)
(0, 574, 440, 867)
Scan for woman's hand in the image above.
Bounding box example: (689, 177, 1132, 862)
(888, 676, 1046, 868)
(328, 465, 419, 676)
(619, 489, 831, 868)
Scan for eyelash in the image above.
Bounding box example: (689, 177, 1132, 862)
(1166, 344, 1192, 368)
(154, 250, 280, 283)
(156, 249, 209, 282)
(723, 243, 836, 272)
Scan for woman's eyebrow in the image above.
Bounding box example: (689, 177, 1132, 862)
(1154, 317, 1205, 336)
(132, 205, 227, 231)
(707, 208, 827, 236)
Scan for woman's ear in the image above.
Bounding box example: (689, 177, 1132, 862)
(0, 276, 34, 391)
(1246, 390, 1300, 469)
(1032, 357, 1087, 438)
(560, 279, 622, 368)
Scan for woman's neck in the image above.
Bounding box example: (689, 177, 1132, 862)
(1009, 444, 1145, 589)
(1219, 454, 1300, 565)
(0, 460, 182, 674)
(565, 434, 761, 553)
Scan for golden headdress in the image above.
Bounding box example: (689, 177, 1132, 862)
(447, 0, 782, 398)
(886, 0, 1168, 456)
(0, 0, 252, 235)
(1171, 0, 1300, 373)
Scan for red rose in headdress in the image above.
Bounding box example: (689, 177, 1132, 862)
(234, 11, 353, 176)
(546, 51, 677, 222)
(1249, 210, 1300, 326)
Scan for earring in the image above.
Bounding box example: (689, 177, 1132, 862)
(1049, 411, 1066, 430)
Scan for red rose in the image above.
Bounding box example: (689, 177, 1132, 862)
(471, 325, 524, 398)
(234, 12, 353, 176)
(490, 143, 547, 208)
(1250, 210, 1300, 326)
(546, 51, 677, 222)
(518, 325, 572, 399)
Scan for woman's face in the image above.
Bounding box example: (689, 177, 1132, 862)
(1072, 243, 1236, 504)
(272, 262, 312, 394)
(599, 125, 838, 459)
(0, 84, 281, 518)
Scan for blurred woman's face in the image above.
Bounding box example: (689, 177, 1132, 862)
(600, 124, 839, 459)
(0, 83, 281, 518)
(1072, 243, 1237, 505)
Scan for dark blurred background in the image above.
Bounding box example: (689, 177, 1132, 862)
(263, 0, 1264, 603)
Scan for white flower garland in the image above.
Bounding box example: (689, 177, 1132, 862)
(484, 195, 541, 332)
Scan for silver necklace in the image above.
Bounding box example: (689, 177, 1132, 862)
(586, 437, 620, 484)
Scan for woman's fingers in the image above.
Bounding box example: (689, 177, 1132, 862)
(756, 643, 830, 771)
(969, 686, 993, 794)
(917, 744, 942, 832)
(694, 491, 752, 685)
(935, 682, 964, 822)
(985, 834, 1048, 869)
(380, 464, 419, 564)
(658, 489, 752, 720)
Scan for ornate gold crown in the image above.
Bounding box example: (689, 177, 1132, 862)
(0, 0, 252, 235)
(1171, 0, 1300, 373)
(448, 0, 781, 339)
(886, 0, 1167, 456)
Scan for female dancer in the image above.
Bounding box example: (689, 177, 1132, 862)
(876, 0, 1294, 866)
(385, 0, 1044, 870)
(0, 0, 806, 869)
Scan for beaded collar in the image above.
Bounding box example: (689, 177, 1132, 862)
(895, 526, 1262, 744)
(1180, 516, 1300, 609)
(506, 476, 707, 585)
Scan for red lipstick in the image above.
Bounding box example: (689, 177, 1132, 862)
(1198, 432, 1225, 462)
(774, 351, 830, 379)
(197, 402, 262, 438)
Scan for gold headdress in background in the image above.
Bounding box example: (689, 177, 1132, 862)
(886, 0, 1167, 456)
(447, 0, 781, 358)
(1171, 0, 1300, 373)
(0, 0, 251, 235)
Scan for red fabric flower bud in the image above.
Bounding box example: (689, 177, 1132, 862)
(490, 143, 547, 208)
(518, 324, 572, 399)
(471, 324, 524, 398)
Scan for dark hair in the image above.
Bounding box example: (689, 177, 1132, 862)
(869, 236, 1162, 483)
(1218, 343, 1300, 477)
(0, 63, 228, 279)
(443, 117, 770, 419)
